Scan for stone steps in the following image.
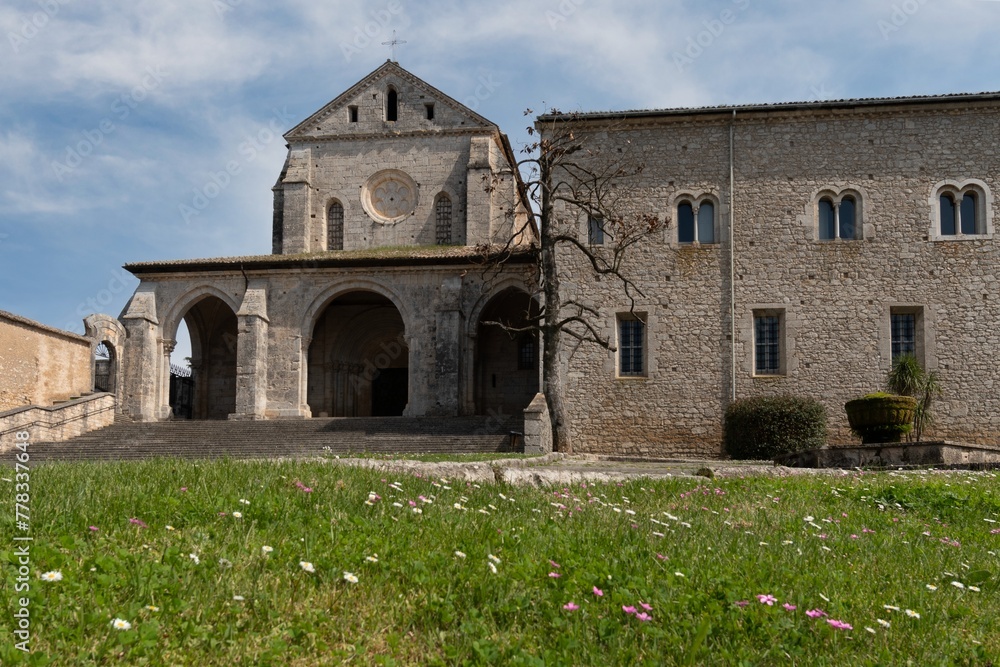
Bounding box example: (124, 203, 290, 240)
(34, 416, 522, 462)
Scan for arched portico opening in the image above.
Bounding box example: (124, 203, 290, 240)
(475, 288, 540, 416)
(172, 295, 238, 420)
(307, 291, 409, 417)
(93, 341, 117, 393)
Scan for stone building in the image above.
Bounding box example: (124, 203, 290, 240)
(108, 60, 1000, 456)
(542, 93, 1000, 455)
(118, 61, 539, 425)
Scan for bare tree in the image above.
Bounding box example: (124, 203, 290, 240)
(479, 111, 664, 453)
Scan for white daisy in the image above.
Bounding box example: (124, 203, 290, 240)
(111, 618, 132, 631)
(40, 571, 62, 582)
(300, 561, 315, 573)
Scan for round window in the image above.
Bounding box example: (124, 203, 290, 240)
(362, 170, 418, 224)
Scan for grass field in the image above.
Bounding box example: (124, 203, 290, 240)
(1, 458, 998, 665)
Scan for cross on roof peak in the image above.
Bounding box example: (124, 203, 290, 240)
(382, 31, 407, 62)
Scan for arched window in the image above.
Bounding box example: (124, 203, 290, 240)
(816, 191, 862, 241)
(839, 196, 856, 239)
(386, 87, 398, 122)
(939, 194, 957, 236)
(818, 198, 836, 240)
(677, 198, 717, 244)
(935, 183, 989, 238)
(328, 200, 344, 250)
(697, 201, 715, 243)
(677, 202, 695, 243)
(435, 194, 452, 245)
(961, 192, 978, 235)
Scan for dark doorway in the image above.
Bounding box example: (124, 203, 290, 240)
(372, 368, 408, 416)
(475, 288, 540, 416)
(307, 291, 409, 418)
(172, 296, 238, 420)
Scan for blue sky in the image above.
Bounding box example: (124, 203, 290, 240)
(3, 0, 1000, 362)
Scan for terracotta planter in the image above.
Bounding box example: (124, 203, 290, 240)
(844, 394, 917, 444)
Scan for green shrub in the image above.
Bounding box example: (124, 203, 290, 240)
(724, 395, 827, 460)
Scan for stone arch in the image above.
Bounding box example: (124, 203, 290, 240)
(161, 285, 242, 344)
(306, 289, 409, 417)
(84, 314, 127, 408)
(166, 290, 240, 420)
(302, 280, 412, 341)
(474, 286, 540, 416)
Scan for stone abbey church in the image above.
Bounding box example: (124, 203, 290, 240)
(107, 61, 1000, 456)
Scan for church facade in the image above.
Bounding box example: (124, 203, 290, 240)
(115, 62, 1000, 456)
(119, 62, 538, 428)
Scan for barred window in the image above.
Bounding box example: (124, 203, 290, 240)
(754, 313, 782, 376)
(588, 215, 604, 245)
(518, 334, 537, 370)
(328, 201, 344, 251)
(435, 194, 452, 245)
(619, 316, 645, 377)
(891, 312, 916, 362)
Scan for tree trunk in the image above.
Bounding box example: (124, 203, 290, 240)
(540, 198, 571, 453)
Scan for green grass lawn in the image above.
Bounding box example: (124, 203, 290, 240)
(2, 459, 998, 665)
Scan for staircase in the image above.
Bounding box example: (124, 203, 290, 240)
(32, 416, 523, 462)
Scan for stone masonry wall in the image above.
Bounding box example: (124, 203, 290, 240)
(548, 98, 1000, 455)
(0, 311, 93, 411)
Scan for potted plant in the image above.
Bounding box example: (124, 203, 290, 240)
(844, 392, 918, 444)
(886, 354, 941, 442)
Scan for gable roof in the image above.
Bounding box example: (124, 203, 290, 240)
(285, 60, 498, 140)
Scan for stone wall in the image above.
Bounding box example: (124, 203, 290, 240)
(0, 310, 93, 411)
(545, 96, 1000, 455)
(0, 394, 116, 451)
(276, 61, 522, 254)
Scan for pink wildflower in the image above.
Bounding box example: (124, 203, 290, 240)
(548, 572, 561, 578)
(592, 586, 603, 597)
(563, 602, 578, 611)
(806, 609, 827, 618)
(850, 534, 859, 540)
(640, 602, 653, 611)
(757, 594, 777, 606)
(656, 553, 667, 561)
(129, 518, 148, 528)
(89, 526, 98, 532)
(783, 603, 797, 611)
(992, 529, 1000, 535)
(827, 619, 853, 631)
(622, 605, 637, 614)
(180, 487, 187, 492)
(734, 600, 750, 608)
(635, 612, 652, 622)
(409, 500, 417, 507)
(549, 560, 561, 569)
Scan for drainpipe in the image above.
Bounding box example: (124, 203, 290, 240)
(729, 109, 737, 402)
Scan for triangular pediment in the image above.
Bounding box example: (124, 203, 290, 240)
(286, 61, 498, 140)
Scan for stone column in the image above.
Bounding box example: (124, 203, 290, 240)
(120, 287, 161, 422)
(232, 283, 269, 420)
(432, 276, 463, 416)
(160, 339, 176, 419)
